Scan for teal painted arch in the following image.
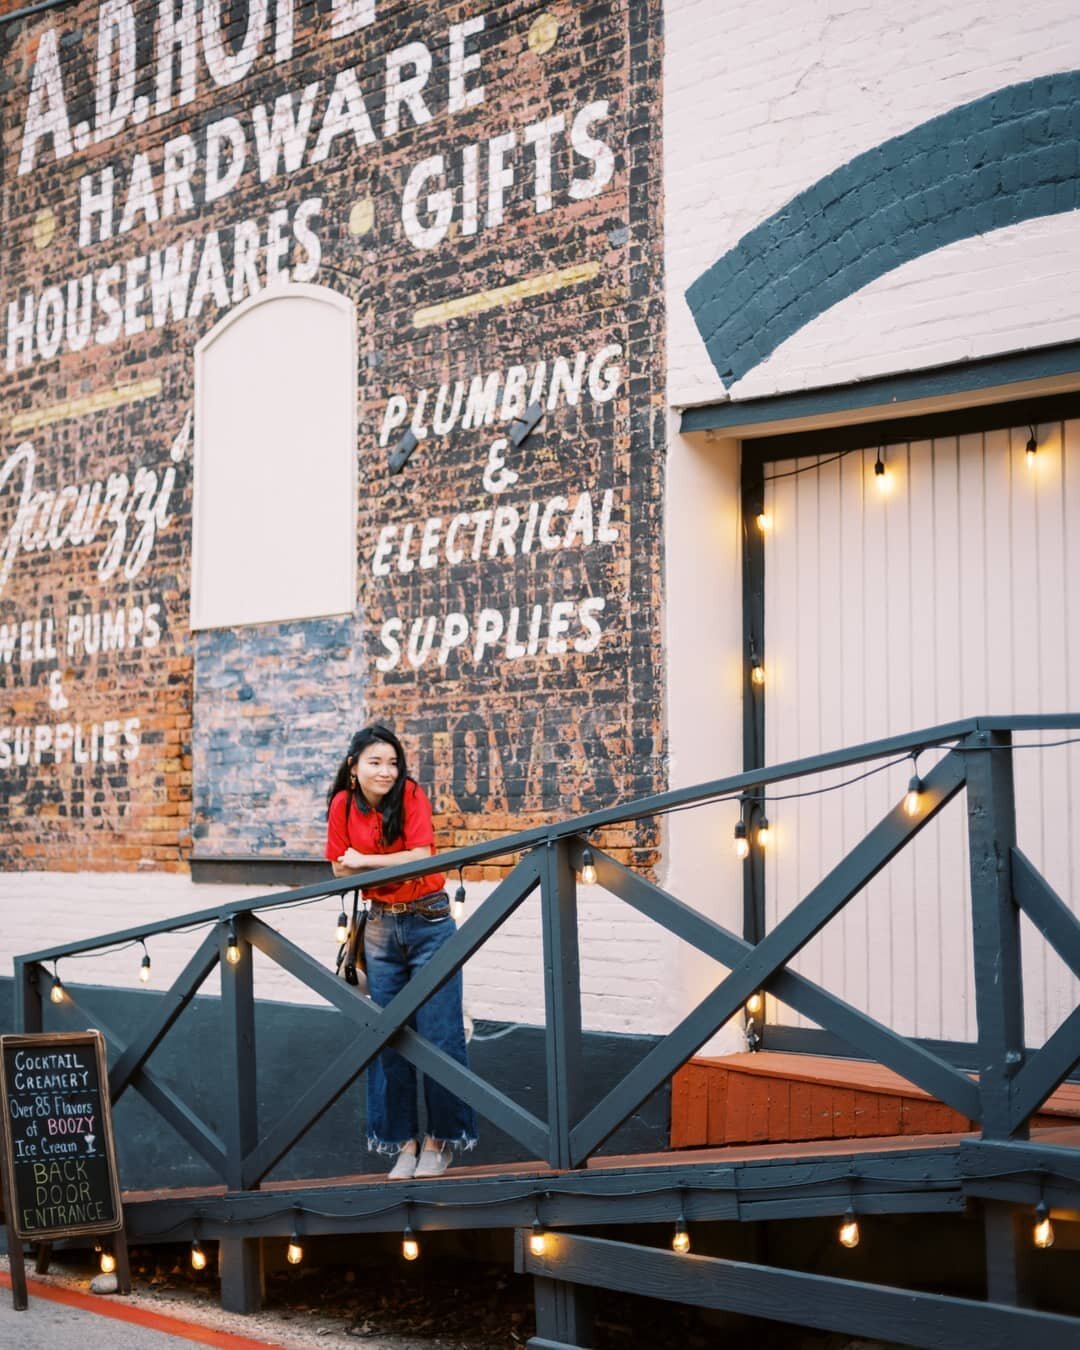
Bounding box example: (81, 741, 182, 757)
(686, 72, 1080, 390)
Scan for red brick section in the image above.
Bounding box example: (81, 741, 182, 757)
(670, 1052, 1080, 1149)
(0, 1, 666, 874)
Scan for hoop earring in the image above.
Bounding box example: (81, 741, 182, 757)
(349, 771, 357, 789)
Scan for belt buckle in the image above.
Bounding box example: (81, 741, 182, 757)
(389, 902, 408, 914)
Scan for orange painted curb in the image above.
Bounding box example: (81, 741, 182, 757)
(0, 1270, 284, 1347)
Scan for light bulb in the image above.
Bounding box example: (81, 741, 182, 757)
(757, 818, 770, 848)
(874, 455, 893, 495)
(452, 882, 466, 920)
(734, 820, 749, 861)
(50, 978, 65, 1004)
(756, 511, 772, 533)
(336, 910, 349, 943)
(529, 1222, 548, 1257)
(190, 1240, 207, 1271)
(579, 845, 597, 886)
(401, 1226, 420, 1261)
(750, 662, 765, 686)
(746, 992, 763, 1018)
(1034, 1202, 1054, 1249)
(225, 930, 241, 965)
(1026, 436, 1037, 470)
(838, 1209, 860, 1249)
(99, 1251, 116, 1274)
(904, 774, 922, 817)
(672, 1218, 690, 1255)
(287, 1238, 303, 1265)
(139, 953, 151, 984)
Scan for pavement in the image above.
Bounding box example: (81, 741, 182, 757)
(0, 1271, 284, 1348)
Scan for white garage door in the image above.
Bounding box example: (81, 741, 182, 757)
(760, 413, 1080, 1047)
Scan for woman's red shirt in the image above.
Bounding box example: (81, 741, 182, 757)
(325, 779, 445, 904)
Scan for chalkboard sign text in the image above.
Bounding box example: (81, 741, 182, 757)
(1, 1031, 123, 1241)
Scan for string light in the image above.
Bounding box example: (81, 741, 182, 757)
(746, 992, 764, 1018)
(1026, 426, 1038, 471)
(452, 871, 467, 920)
(748, 637, 765, 688)
(225, 924, 241, 966)
(757, 817, 770, 848)
(733, 819, 750, 861)
(401, 1224, 420, 1261)
(874, 449, 893, 496)
(1033, 1201, 1054, 1249)
(138, 940, 151, 985)
(904, 772, 923, 817)
(336, 907, 349, 944)
(755, 511, 772, 533)
(838, 1206, 860, 1248)
(190, 1239, 207, 1271)
(529, 1220, 548, 1257)
(49, 963, 65, 1004)
(99, 1250, 116, 1275)
(285, 1207, 304, 1264)
(579, 845, 598, 886)
(672, 1212, 691, 1255)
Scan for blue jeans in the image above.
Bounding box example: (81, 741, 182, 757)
(363, 902, 478, 1153)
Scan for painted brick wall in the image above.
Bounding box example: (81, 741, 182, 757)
(0, 870, 683, 1035)
(1, 0, 667, 881)
(193, 616, 364, 855)
(665, 0, 1080, 406)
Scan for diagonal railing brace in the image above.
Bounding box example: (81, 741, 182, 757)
(570, 752, 967, 1162)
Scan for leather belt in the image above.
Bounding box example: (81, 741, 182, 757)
(373, 889, 448, 916)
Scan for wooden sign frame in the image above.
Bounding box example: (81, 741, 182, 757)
(0, 1030, 129, 1310)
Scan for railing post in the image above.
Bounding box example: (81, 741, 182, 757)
(965, 729, 1027, 1141)
(540, 839, 584, 1170)
(218, 915, 263, 1313)
(13, 958, 42, 1033)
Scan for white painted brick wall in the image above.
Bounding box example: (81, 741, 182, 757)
(665, 0, 1080, 405)
(0, 872, 683, 1038)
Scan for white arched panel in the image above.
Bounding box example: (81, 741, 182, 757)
(191, 284, 357, 630)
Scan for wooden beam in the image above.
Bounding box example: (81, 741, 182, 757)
(965, 733, 1026, 1140)
(540, 841, 585, 1169)
(1011, 850, 1080, 978)
(50, 992, 228, 1178)
(570, 754, 968, 1161)
(1009, 1004, 1080, 1132)
(519, 1232, 1080, 1349)
(580, 843, 980, 1120)
(109, 930, 220, 1099)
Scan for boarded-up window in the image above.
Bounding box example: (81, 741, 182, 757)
(191, 284, 356, 630)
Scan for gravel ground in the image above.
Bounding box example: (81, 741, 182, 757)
(2, 1245, 898, 1349)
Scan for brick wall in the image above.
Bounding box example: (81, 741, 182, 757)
(1, 0, 667, 880)
(0, 870, 683, 1035)
(665, 0, 1080, 405)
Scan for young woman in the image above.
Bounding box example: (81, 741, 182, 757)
(326, 725, 477, 1178)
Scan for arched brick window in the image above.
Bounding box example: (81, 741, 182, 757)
(191, 284, 356, 629)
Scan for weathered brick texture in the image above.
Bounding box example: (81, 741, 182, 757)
(0, 0, 667, 876)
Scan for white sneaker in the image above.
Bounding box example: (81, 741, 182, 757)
(388, 1147, 418, 1180)
(414, 1144, 452, 1178)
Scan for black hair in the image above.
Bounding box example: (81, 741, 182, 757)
(326, 725, 410, 845)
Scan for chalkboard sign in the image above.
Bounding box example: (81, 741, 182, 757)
(0, 1031, 123, 1241)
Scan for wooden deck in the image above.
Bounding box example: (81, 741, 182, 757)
(121, 1121, 1080, 1211)
(672, 1051, 1080, 1149)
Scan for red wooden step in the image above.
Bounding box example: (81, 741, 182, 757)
(671, 1051, 1080, 1148)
